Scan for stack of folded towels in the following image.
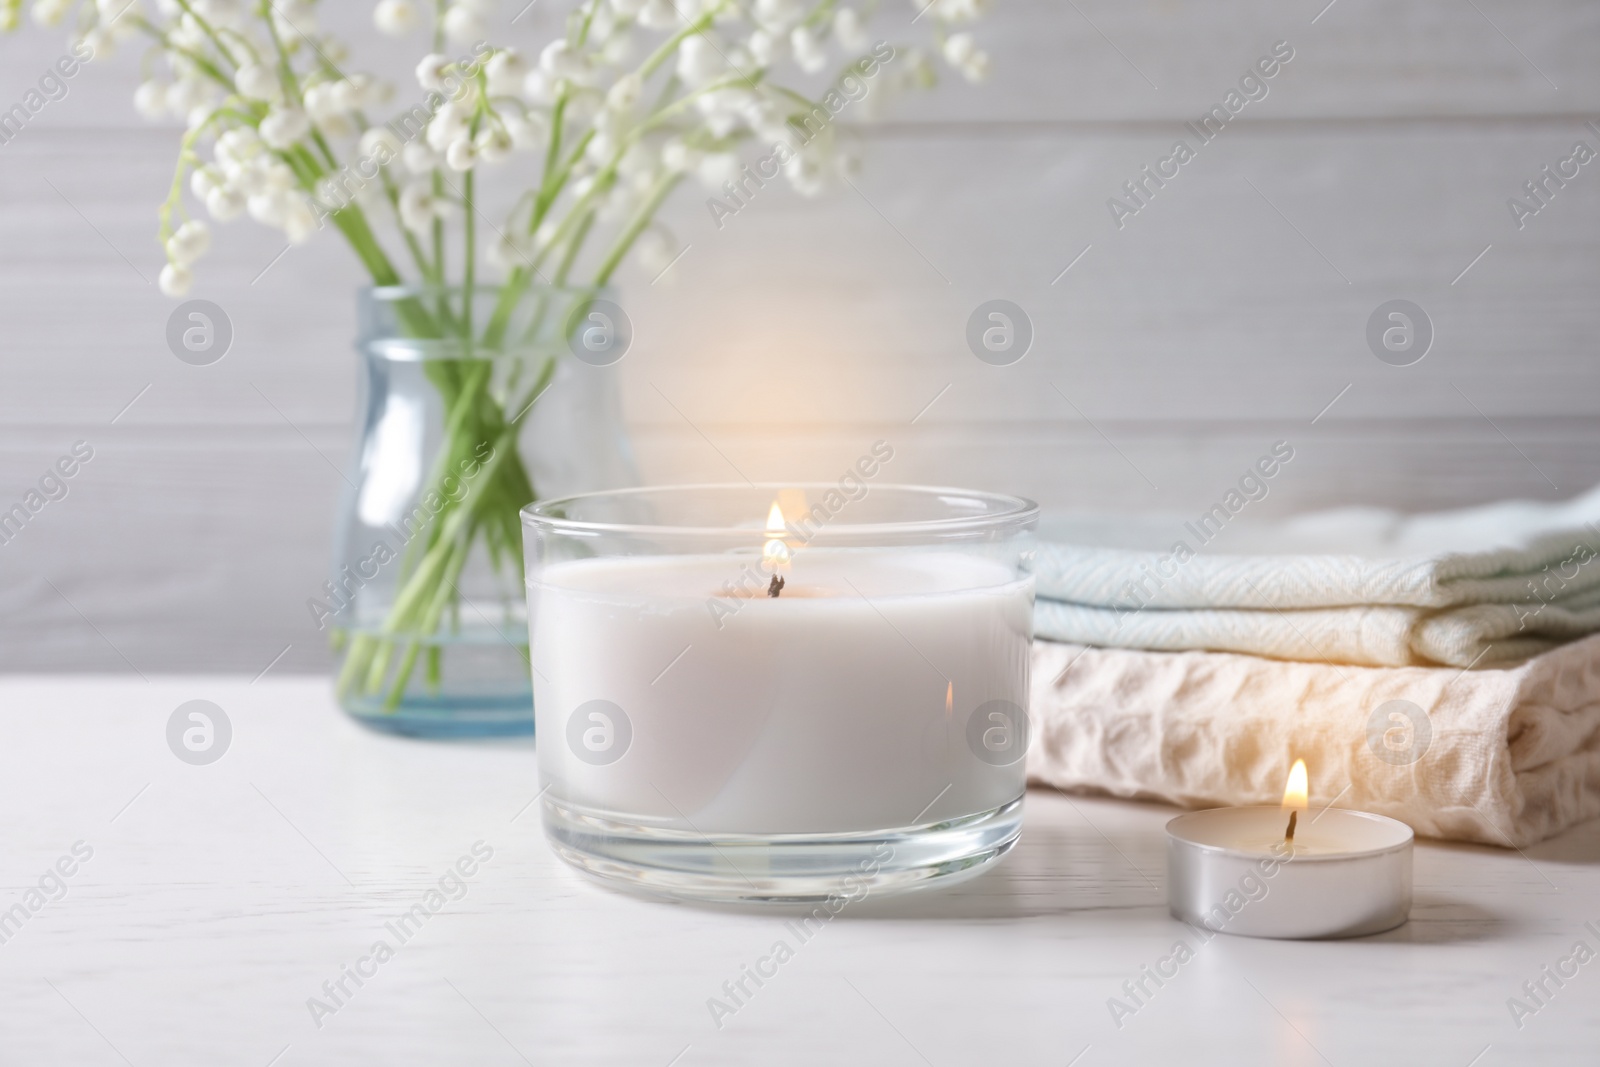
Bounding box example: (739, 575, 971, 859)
(1026, 484, 1600, 847)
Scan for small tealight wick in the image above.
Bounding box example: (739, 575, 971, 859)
(1284, 809, 1298, 843)
(767, 573, 785, 598)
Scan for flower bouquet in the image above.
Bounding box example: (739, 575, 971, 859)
(5, 0, 993, 729)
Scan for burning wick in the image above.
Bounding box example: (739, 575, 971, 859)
(762, 501, 791, 598)
(1281, 758, 1309, 844)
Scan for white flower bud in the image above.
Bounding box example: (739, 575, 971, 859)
(634, 225, 676, 276)
(610, 0, 646, 15)
(303, 83, 339, 120)
(188, 103, 219, 131)
(442, 3, 485, 44)
(540, 40, 586, 81)
(170, 13, 207, 50)
(259, 107, 310, 149)
(487, 231, 535, 272)
(605, 72, 642, 113)
(935, 0, 990, 22)
(522, 69, 554, 104)
(677, 35, 725, 87)
(345, 73, 389, 110)
(474, 125, 512, 164)
(584, 130, 617, 167)
(190, 167, 221, 200)
(205, 185, 245, 220)
(260, 159, 297, 191)
(402, 140, 441, 173)
(415, 53, 451, 92)
(790, 26, 827, 73)
(82, 27, 116, 58)
(942, 33, 988, 82)
(746, 28, 785, 66)
(753, 0, 803, 31)
(941, 32, 974, 65)
(329, 80, 362, 113)
(248, 189, 291, 225)
(359, 126, 402, 162)
(602, 34, 635, 66)
(398, 180, 437, 234)
(589, 4, 618, 44)
(234, 62, 278, 101)
(425, 101, 470, 150)
(215, 128, 260, 166)
(194, 0, 244, 28)
(271, 0, 316, 39)
(445, 136, 477, 171)
(373, 0, 417, 34)
(500, 109, 546, 151)
(158, 262, 193, 297)
(165, 79, 204, 115)
(165, 219, 211, 266)
(637, 0, 675, 29)
(833, 7, 867, 50)
(133, 80, 167, 120)
(282, 196, 319, 243)
(660, 139, 698, 174)
(232, 163, 269, 196)
(486, 49, 527, 97)
(32, 0, 71, 28)
(783, 151, 824, 196)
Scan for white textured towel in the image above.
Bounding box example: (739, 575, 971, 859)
(1034, 484, 1600, 667)
(1026, 636, 1600, 847)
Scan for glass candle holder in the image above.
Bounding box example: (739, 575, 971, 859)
(521, 483, 1038, 902)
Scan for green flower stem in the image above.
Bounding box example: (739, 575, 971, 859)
(593, 171, 681, 285)
(337, 361, 552, 710)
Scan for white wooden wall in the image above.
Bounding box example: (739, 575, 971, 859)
(2, 0, 1598, 672)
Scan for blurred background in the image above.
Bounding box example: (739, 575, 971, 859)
(2, 0, 1597, 673)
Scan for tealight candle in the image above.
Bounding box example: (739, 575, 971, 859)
(1166, 760, 1413, 939)
(521, 483, 1038, 902)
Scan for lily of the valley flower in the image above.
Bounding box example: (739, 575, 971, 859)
(3, 0, 993, 293)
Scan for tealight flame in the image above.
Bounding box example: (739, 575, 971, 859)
(762, 501, 790, 570)
(945, 681, 953, 719)
(1281, 758, 1309, 812)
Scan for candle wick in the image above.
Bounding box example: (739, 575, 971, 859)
(1284, 809, 1298, 843)
(766, 573, 785, 598)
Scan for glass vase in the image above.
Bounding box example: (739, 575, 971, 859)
(326, 285, 636, 737)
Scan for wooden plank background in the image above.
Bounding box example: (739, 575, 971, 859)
(1, 0, 1597, 671)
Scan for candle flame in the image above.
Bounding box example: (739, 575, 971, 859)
(945, 681, 953, 719)
(762, 501, 790, 570)
(1281, 758, 1309, 811)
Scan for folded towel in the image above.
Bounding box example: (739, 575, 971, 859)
(1033, 484, 1600, 667)
(1035, 587, 1600, 668)
(1026, 636, 1600, 847)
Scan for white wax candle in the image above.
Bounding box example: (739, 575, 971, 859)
(1166, 806, 1414, 939)
(529, 549, 1033, 835)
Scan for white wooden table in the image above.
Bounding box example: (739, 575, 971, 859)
(3, 676, 1597, 1065)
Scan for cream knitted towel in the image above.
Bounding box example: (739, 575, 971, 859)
(1027, 635, 1600, 847)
